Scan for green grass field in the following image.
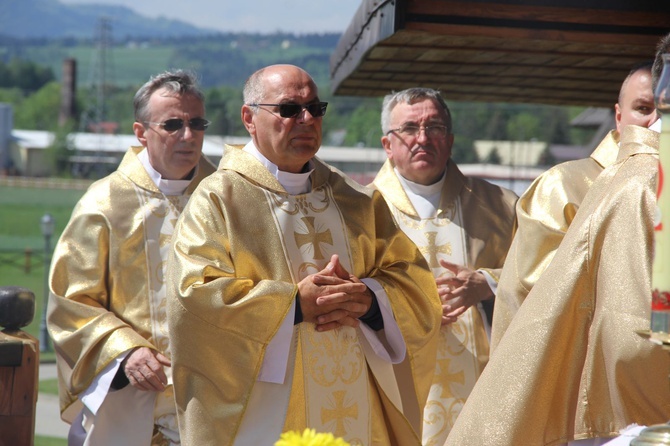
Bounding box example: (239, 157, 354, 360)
(35, 436, 67, 446)
(0, 185, 84, 347)
(0, 185, 74, 444)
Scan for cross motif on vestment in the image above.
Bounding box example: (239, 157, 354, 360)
(420, 231, 452, 268)
(294, 216, 333, 260)
(435, 357, 465, 400)
(321, 390, 358, 438)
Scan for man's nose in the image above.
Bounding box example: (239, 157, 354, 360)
(296, 108, 317, 123)
(181, 123, 195, 139)
(416, 127, 430, 143)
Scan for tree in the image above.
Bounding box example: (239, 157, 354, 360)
(44, 119, 76, 177)
(0, 87, 25, 105)
(506, 113, 541, 141)
(205, 86, 245, 136)
(0, 59, 54, 93)
(14, 81, 61, 131)
(544, 106, 572, 144)
(485, 147, 502, 164)
(537, 146, 557, 167)
(342, 104, 383, 148)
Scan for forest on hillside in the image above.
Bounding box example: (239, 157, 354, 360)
(0, 32, 594, 170)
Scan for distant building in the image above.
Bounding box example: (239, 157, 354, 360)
(4, 106, 614, 194)
(5, 129, 388, 183)
(474, 140, 547, 167)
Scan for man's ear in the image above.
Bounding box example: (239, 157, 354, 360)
(381, 135, 393, 158)
(446, 132, 455, 150)
(133, 122, 148, 147)
(614, 103, 622, 133)
(241, 105, 255, 134)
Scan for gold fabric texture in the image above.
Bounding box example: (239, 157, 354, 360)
(47, 147, 216, 435)
(446, 125, 670, 446)
(491, 130, 621, 350)
(372, 159, 517, 445)
(167, 146, 442, 446)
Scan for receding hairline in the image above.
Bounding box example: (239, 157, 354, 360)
(618, 63, 653, 104)
(243, 64, 317, 105)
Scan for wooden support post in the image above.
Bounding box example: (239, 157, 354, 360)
(0, 330, 39, 446)
(24, 248, 32, 274)
(0, 286, 38, 446)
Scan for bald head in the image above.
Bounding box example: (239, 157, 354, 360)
(243, 64, 318, 106)
(615, 65, 657, 133)
(241, 64, 324, 173)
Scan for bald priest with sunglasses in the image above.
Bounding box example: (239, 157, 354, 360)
(371, 87, 517, 445)
(166, 64, 442, 446)
(47, 69, 216, 445)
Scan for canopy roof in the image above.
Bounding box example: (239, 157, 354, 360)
(330, 0, 670, 107)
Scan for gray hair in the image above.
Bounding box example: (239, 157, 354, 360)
(133, 69, 205, 122)
(381, 87, 452, 134)
(243, 67, 268, 113)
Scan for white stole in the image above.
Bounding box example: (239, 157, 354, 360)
(389, 170, 488, 446)
(74, 149, 190, 445)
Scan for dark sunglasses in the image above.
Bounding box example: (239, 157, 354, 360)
(144, 117, 210, 133)
(248, 102, 328, 118)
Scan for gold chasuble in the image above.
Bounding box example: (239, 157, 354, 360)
(372, 159, 517, 445)
(47, 147, 216, 441)
(167, 146, 441, 446)
(446, 125, 670, 446)
(491, 130, 620, 351)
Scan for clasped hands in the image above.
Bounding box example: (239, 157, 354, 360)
(437, 259, 494, 326)
(298, 254, 373, 332)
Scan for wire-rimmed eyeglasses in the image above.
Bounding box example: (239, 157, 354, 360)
(387, 123, 449, 138)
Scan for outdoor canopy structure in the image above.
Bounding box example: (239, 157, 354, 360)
(330, 0, 670, 107)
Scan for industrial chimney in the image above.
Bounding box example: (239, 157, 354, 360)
(59, 58, 77, 126)
(0, 103, 13, 175)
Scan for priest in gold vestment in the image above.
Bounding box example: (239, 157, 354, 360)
(371, 88, 517, 445)
(492, 64, 658, 350)
(166, 65, 441, 446)
(47, 70, 216, 445)
(446, 125, 670, 446)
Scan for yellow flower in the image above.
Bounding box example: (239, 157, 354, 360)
(275, 428, 351, 446)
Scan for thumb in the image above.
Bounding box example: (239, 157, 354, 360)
(329, 254, 351, 279)
(155, 352, 172, 367)
(439, 259, 462, 275)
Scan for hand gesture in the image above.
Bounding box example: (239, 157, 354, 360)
(436, 259, 493, 326)
(297, 254, 373, 332)
(122, 347, 171, 392)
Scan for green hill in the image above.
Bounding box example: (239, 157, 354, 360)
(3, 33, 341, 90)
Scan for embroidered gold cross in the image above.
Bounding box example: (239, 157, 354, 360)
(294, 216, 333, 260)
(434, 357, 465, 400)
(321, 390, 358, 438)
(420, 231, 452, 268)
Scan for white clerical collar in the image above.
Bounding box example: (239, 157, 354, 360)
(243, 141, 314, 195)
(394, 167, 446, 219)
(137, 148, 195, 195)
(650, 116, 662, 133)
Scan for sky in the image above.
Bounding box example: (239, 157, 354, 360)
(59, 0, 364, 34)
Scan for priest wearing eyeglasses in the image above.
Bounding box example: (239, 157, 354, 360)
(166, 64, 442, 446)
(370, 87, 518, 445)
(47, 69, 216, 445)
